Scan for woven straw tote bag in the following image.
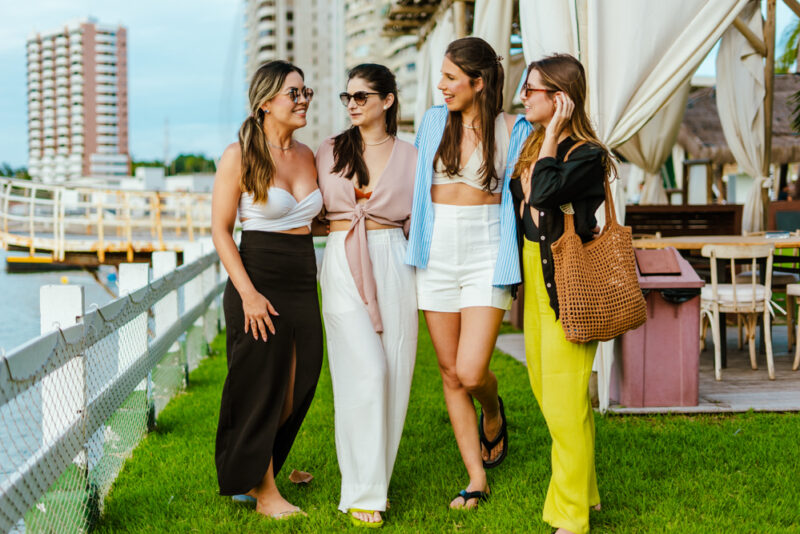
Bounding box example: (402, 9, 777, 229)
(550, 174, 647, 343)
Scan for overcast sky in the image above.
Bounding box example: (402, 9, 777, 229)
(0, 1, 795, 168)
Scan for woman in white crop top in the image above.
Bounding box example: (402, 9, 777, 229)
(211, 60, 322, 521)
(407, 37, 523, 510)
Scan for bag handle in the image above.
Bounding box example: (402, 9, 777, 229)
(560, 141, 617, 235)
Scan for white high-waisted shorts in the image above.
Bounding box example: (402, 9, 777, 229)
(416, 202, 512, 312)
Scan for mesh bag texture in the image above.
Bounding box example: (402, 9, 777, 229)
(551, 177, 647, 343)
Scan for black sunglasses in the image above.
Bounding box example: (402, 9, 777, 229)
(339, 91, 382, 107)
(521, 83, 556, 98)
(286, 87, 314, 104)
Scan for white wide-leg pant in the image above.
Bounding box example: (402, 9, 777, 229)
(320, 229, 418, 513)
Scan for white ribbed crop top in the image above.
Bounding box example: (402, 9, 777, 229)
(432, 113, 510, 194)
(239, 188, 323, 232)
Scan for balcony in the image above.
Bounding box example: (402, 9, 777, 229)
(96, 115, 118, 125)
(55, 56, 68, 67)
(96, 44, 116, 54)
(95, 64, 118, 74)
(41, 40, 53, 50)
(55, 46, 68, 59)
(96, 94, 117, 105)
(96, 74, 117, 85)
(27, 51, 40, 62)
(55, 36, 67, 46)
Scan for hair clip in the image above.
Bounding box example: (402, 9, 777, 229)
(496, 55, 504, 63)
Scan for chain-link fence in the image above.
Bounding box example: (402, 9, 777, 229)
(0, 247, 224, 533)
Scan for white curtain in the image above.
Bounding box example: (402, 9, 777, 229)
(472, 0, 513, 74)
(473, 0, 524, 112)
(617, 81, 691, 205)
(716, 0, 767, 234)
(519, 0, 579, 60)
(517, 0, 748, 412)
(414, 7, 457, 129)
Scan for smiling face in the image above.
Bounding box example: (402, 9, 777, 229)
(521, 68, 556, 126)
(437, 55, 483, 114)
(344, 76, 393, 130)
(262, 71, 310, 130)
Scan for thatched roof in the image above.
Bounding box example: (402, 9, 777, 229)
(677, 73, 800, 166)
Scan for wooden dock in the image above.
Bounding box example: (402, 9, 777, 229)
(496, 326, 800, 414)
(0, 178, 212, 266)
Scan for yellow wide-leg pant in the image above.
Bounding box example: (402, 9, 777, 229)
(523, 238, 600, 534)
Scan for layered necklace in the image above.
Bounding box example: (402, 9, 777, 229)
(267, 139, 295, 151)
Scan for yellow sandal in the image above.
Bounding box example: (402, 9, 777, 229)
(349, 508, 384, 528)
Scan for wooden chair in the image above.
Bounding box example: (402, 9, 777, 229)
(700, 244, 775, 381)
(784, 283, 800, 372)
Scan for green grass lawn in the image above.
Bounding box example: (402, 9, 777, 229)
(96, 313, 800, 533)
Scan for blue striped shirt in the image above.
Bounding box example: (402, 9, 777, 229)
(405, 105, 533, 288)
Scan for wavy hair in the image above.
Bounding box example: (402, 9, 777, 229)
(433, 37, 504, 192)
(239, 60, 304, 203)
(331, 64, 399, 188)
(512, 54, 615, 181)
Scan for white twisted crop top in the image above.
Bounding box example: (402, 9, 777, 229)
(432, 113, 510, 194)
(238, 187, 323, 232)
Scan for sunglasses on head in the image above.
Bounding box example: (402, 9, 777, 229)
(339, 91, 382, 107)
(286, 87, 314, 104)
(521, 83, 556, 98)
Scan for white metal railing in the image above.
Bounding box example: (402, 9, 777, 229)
(0, 247, 225, 533)
(0, 179, 212, 262)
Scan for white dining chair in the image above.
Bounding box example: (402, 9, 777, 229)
(784, 283, 800, 372)
(700, 244, 775, 381)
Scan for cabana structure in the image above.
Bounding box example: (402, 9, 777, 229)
(678, 74, 800, 205)
(382, 0, 800, 411)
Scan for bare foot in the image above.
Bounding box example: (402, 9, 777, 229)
(351, 510, 382, 524)
(247, 490, 304, 519)
(592, 503, 602, 511)
(449, 482, 490, 510)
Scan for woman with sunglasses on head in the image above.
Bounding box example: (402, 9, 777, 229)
(510, 54, 611, 534)
(212, 60, 322, 520)
(406, 37, 532, 509)
(316, 63, 417, 528)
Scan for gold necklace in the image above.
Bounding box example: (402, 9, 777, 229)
(364, 135, 392, 146)
(267, 139, 295, 151)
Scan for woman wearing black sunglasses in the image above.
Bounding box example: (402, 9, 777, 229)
(212, 60, 321, 520)
(316, 63, 418, 528)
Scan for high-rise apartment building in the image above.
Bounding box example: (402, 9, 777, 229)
(244, 0, 345, 149)
(26, 18, 129, 183)
(345, 0, 417, 125)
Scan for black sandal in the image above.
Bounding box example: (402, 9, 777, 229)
(479, 396, 508, 469)
(451, 488, 490, 509)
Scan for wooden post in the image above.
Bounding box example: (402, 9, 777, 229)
(763, 0, 776, 228)
(453, 0, 467, 39)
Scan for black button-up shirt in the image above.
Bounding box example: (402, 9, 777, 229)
(510, 137, 606, 318)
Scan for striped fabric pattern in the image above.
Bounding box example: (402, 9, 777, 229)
(405, 105, 533, 288)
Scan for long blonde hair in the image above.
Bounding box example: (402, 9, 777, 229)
(239, 60, 304, 203)
(512, 54, 614, 180)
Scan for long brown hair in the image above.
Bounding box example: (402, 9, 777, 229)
(331, 64, 399, 188)
(433, 37, 504, 192)
(239, 60, 304, 203)
(512, 54, 615, 180)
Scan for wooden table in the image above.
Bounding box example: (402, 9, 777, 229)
(633, 234, 800, 251)
(633, 234, 800, 368)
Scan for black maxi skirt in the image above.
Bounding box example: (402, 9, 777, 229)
(215, 230, 323, 495)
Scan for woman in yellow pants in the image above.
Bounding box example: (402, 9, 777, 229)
(509, 54, 614, 534)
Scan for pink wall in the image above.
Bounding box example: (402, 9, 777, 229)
(80, 23, 97, 176)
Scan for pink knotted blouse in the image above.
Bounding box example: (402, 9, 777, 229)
(316, 136, 417, 333)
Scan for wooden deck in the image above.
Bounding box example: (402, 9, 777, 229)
(495, 324, 800, 414)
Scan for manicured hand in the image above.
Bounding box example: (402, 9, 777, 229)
(242, 290, 279, 341)
(545, 92, 574, 141)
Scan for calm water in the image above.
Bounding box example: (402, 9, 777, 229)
(0, 249, 115, 354)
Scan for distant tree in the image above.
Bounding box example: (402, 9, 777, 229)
(131, 159, 165, 176)
(171, 153, 216, 174)
(777, 18, 800, 74)
(0, 163, 30, 179)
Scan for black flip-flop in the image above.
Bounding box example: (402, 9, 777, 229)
(479, 396, 508, 469)
(452, 488, 490, 509)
